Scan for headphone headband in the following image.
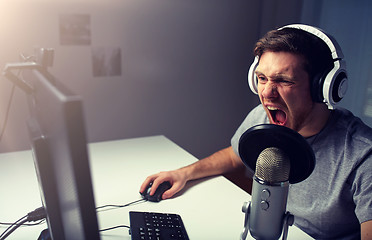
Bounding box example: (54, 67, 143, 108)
(278, 24, 344, 60)
(247, 24, 348, 109)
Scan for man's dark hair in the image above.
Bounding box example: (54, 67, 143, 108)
(253, 28, 334, 82)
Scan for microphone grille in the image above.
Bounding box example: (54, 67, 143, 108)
(255, 147, 290, 183)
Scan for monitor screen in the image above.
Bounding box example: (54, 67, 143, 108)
(22, 67, 100, 240)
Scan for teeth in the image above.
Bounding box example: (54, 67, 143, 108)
(267, 106, 279, 111)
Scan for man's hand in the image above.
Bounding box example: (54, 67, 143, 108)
(139, 169, 188, 200)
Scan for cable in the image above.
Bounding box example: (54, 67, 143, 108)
(1, 200, 144, 239)
(99, 225, 130, 233)
(0, 83, 16, 141)
(0, 219, 45, 227)
(96, 199, 146, 235)
(96, 199, 147, 212)
(0, 207, 46, 240)
(0, 216, 27, 240)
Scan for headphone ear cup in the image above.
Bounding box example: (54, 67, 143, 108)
(322, 71, 348, 107)
(248, 56, 259, 94)
(322, 60, 348, 109)
(331, 71, 348, 103)
(311, 58, 348, 109)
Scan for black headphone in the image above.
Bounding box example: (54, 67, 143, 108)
(247, 24, 348, 110)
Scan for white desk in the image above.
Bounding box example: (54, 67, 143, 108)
(0, 135, 312, 239)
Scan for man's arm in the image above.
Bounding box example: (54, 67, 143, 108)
(139, 146, 245, 199)
(361, 220, 372, 240)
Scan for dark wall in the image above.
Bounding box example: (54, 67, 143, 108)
(0, 0, 304, 158)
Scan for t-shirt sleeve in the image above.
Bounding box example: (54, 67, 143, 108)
(352, 155, 372, 223)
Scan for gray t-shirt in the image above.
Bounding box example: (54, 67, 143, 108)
(231, 105, 372, 239)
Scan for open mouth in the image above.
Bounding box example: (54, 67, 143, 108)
(267, 106, 287, 125)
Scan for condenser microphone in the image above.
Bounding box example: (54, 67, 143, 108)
(238, 124, 315, 240)
(249, 147, 291, 240)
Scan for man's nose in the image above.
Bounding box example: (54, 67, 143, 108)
(261, 82, 278, 99)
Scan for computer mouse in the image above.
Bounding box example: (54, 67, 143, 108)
(141, 181, 172, 202)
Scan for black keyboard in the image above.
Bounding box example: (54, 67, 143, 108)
(129, 211, 189, 240)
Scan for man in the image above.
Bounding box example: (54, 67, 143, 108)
(140, 24, 372, 239)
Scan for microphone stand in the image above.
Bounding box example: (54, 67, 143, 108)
(240, 201, 294, 240)
(240, 201, 251, 240)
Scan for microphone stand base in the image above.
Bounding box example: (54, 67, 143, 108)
(240, 201, 294, 240)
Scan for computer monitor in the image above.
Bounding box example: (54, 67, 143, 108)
(4, 57, 101, 239)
